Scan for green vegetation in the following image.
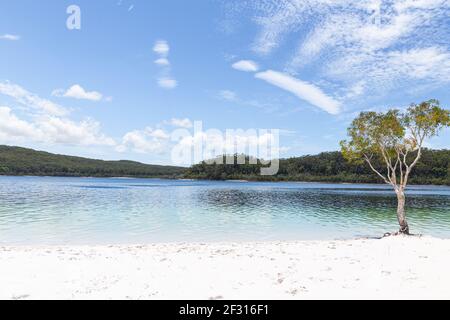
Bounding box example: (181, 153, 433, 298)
(185, 149, 450, 186)
(0, 145, 185, 178)
(340, 99, 450, 234)
(1, 145, 449, 186)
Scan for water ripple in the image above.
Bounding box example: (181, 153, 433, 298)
(0, 176, 449, 245)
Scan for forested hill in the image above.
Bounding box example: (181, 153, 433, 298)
(185, 149, 450, 185)
(1, 145, 449, 185)
(0, 145, 186, 178)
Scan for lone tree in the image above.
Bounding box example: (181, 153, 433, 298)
(341, 100, 450, 235)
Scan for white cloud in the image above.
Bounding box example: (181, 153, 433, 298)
(154, 58, 170, 66)
(115, 144, 127, 153)
(284, 1, 448, 65)
(344, 80, 366, 100)
(175, 130, 282, 163)
(0, 107, 36, 141)
(327, 46, 450, 93)
(387, 47, 450, 80)
(232, 60, 259, 72)
(231, 0, 450, 105)
(255, 70, 341, 115)
(219, 90, 237, 101)
(0, 107, 115, 147)
(394, 0, 446, 12)
(153, 40, 170, 56)
(52, 84, 104, 101)
(244, 0, 445, 56)
(168, 118, 193, 129)
(150, 128, 171, 140)
(0, 34, 20, 41)
(117, 119, 196, 154)
(249, 0, 313, 55)
(153, 40, 178, 89)
(157, 78, 178, 89)
(35, 116, 116, 146)
(116, 118, 285, 163)
(118, 131, 162, 154)
(0, 82, 115, 147)
(0, 81, 67, 116)
(119, 127, 170, 154)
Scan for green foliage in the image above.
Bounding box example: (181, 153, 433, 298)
(185, 150, 450, 185)
(0, 145, 185, 178)
(341, 110, 405, 163)
(2, 145, 449, 185)
(405, 99, 450, 138)
(341, 100, 450, 164)
(340, 100, 450, 188)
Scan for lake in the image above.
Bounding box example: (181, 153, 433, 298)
(0, 176, 449, 245)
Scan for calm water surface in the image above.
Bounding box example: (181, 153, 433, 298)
(0, 176, 449, 245)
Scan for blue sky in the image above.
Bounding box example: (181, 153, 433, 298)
(1, 0, 449, 165)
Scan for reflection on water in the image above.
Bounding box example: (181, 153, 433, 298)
(0, 176, 449, 245)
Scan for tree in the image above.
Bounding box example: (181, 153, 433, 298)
(341, 100, 450, 234)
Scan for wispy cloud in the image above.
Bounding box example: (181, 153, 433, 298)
(153, 40, 178, 89)
(157, 78, 178, 89)
(249, 0, 310, 55)
(117, 0, 135, 13)
(327, 46, 450, 96)
(52, 84, 106, 102)
(154, 58, 170, 66)
(219, 90, 238, 101)
(255, 70, 341, 115)
(218, 89, 280, 113)
(232, 60, 259, 72)
(226, 0, 450, 107)
(0, 34, 20, 41)
(153, 40, 170, 56)
(167, 118, 193, 129)
(0, 81, 67, 116)
(288, 1, 450, 95)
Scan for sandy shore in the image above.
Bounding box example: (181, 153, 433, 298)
(1, 236, 449, 300)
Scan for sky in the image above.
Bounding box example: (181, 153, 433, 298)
(1, 0, 449, 165)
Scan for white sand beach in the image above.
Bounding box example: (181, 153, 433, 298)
(1, 236, 449, 300)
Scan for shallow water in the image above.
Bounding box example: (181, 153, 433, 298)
(0, 176, 449, 244)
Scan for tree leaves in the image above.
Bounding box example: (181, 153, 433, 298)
(341, 100, 450, 189)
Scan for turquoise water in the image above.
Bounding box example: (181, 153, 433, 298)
(0, 176, 449, 245)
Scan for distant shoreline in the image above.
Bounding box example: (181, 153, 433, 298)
(1, 145, 448, 185)
(1, 174, 448, 187)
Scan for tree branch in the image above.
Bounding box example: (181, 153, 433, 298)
(397, 151, 404, 187)
(364, 155, 393, 187)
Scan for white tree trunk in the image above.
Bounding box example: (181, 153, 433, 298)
(396, 190, 409, 234)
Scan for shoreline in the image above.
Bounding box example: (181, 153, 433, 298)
(1, 236, 450, 300)
(1, 175, 449, 187)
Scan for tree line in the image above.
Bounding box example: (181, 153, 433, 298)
(185, 149, 450, 185)
(1, 145, 449, 185)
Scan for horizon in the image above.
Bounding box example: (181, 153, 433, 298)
(1, 1, 449, 166)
